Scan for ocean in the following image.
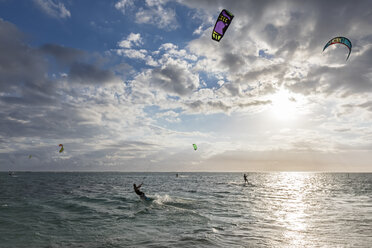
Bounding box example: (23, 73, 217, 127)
(0, 172, 371, 247)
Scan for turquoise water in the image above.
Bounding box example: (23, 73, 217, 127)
(0, 172, 371, 247)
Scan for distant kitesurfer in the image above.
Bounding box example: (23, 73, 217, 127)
(176, 173, 178, 177)
(244, 174, 248, 183)
(133, 183, 146, 198)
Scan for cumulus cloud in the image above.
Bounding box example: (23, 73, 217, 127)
(133, 62, 200, 96)
(69, 63, 121, 85)
(0, 19, 126, 148)
(33, 0, 71, 19)
(155, 110, 181, 123)
(117, 49, 147, 59)
(115, 0, 178, 30)
(115, 33, 159, 66)
(116, 48, 159, 66)
(115, 0, 134, 14)
(135, 6, 178, 30)
(287, 47, 372, 96)
(118, 33, 143, 49)
(0, 19, 55, 104)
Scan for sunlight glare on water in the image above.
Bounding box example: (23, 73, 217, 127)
(273, 173, 309, 247)
(0, 172, 371, 247)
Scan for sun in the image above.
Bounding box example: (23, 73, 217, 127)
(270, 89, 300, 121)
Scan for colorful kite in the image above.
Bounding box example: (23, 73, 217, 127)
(59, 144, 64, 153)
(323, 37, 352, 60)
(212, 9, 234, 42)
(193, 144, 197, 151)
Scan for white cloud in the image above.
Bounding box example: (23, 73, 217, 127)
(155, 110, 181, 123)
(145, 0, 169, 7)
(115, 0, 134, 14)
(116, 0, 178, 30)
(135, 6, 178, 30)
(159, 43, 197, 61)
(33, 0, 71, 19)
(117, 33, 143, 49)
(131, 60, 200, 97)
(116, 33, 159, 66)
(193, 25, 203, 35)
(116, 48, 159, 66)
(117, 49, 147, 59)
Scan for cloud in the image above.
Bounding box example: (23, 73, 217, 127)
(0, 18, 127, 156)
(0, 19, 121, 97)
(135, 6, 178, 30)
(0, 19, 55, 104)
(115, 33, 159, 66)
(33, 0, 71, 19)
(149, 63, 200, 96)
(40, 44, 85, 64)
(159, 43, 198, 61)
(69, 63, 121, 85)
(116, 0, 180, 30)
(155, 110, 181, 123)
(116, 0, 179, 30)
(128, 61, 199, 99)
(186, 99, 271, 114)
(117, 49, 147, 59)
(115, 0, 134, 14)
(117, 33, 143, 49)
(116, 48, 159, 66)
(341, 101, 372, 114)
(287, 47, 372, 96)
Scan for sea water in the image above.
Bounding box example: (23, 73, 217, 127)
(0, 172, 371, 247)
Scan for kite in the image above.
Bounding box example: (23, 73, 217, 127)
(59, 144, 64, 153)
(29, 155, 32, 159)
(323, 37, 352, 60)
(192, 144, 197, 151)
(212, 9, 234, 42)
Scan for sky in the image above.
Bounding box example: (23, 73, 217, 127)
(0, 0, 372, 172)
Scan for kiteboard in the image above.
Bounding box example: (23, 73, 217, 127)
(140, 195, 152, 202)
(243, 182, 255, 187)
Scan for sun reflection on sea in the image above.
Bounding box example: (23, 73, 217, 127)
(270, 172, 312, 247)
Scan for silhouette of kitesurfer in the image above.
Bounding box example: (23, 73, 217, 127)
(244, 173, 248, 184)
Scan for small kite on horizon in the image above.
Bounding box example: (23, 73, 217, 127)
(193, 144, 197, 151)
(59, 144, 64, 153)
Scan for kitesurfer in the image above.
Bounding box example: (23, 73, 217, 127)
(244, 174, 248, 183)
(133, 183, 146, 198)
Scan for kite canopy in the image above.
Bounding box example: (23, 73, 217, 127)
(193, 144, 197, 151)
(59, 144, 64, 153)
(212, 9, 234, 42)
(323, 36, 352, 60)
(29, 155, 32, 159)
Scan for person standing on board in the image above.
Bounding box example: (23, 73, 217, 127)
(244, 174, 248, 184)
(133, 183, 148, 200)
